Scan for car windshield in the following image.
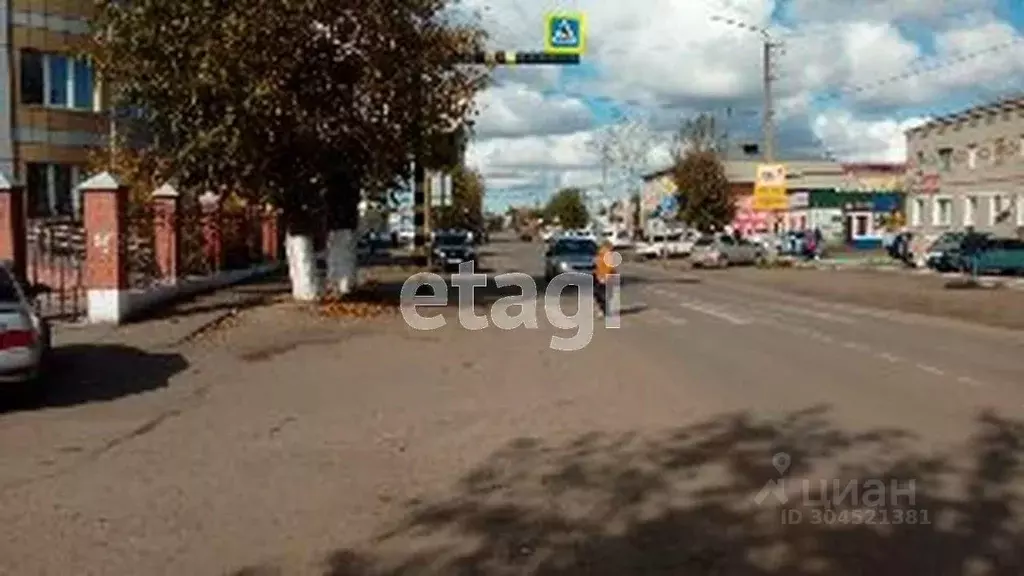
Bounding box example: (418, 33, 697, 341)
(435, 234, 467, 247)
(552, 239, 597, 256)
(694, 237, 715, 246)
(0, 267, 23, 303)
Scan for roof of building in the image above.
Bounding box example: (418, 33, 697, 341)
(905, 95, 1024, 136)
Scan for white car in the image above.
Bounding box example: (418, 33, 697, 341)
(635, 232, 691, 258)
(0, 262, 52, 387)
(602, 229, 632, 249)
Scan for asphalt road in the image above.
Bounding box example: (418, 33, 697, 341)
(498, 238, 1024, 443)
(1, 236, 1022, 574)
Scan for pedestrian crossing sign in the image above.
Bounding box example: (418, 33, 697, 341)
(544, 12, 586, 55)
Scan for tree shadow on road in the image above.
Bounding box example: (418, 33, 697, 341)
(0, 344, 188, 414)
(308, 404, 1024, 575)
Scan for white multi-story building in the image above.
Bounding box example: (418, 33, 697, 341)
(905, 96, 1024, 238)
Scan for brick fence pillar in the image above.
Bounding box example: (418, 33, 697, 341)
(199, 191, 223, 272)
(81, 171, 129, 323)
(0, 173, 27, 281)
(152, 183, 181, 282)
(261, 204, 281, 262)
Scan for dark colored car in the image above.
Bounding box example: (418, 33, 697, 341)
(432, 230, 476, 272)
(960, 237, 1024, 275)
(927, 232, 990, 272)
(544, 237, 597, 281)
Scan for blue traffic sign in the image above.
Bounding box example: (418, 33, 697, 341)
(658, 195, 678, 215)
(544, 12, 586, 55)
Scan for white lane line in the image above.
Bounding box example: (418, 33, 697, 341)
(957, 375, 983, 387)
(877, 352, 902, 363)
(916, 363, 945, 376)
(765, 302, 856, 324)
(841, 341, 869, 351)
(677, 299, 752, 325)
(663, 315, 688, 325)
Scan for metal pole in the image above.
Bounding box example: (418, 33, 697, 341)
(762, 38, 774, 162)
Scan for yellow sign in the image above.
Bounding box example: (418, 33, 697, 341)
(753, 164, 788, 211)
(544, 12, 586, 55)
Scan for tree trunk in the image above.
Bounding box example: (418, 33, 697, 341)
(325, 183, 361, 295)
(283, 209, 320, 301)
(326, 229, 357, 294)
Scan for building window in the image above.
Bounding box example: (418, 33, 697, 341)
(967, 145, 977, 169)
(938, 148, 953, 171)
(933, 197, 952, 226)
(911, 197, 926, 226)
(964, 196, 977, 226)
(19, 50, 97, 111)
(20, 51, 44, 104)
(991, 194, 1010, 225)
(25, 163, 81, 219)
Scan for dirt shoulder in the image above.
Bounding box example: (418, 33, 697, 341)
(708, 266, 1024, 330)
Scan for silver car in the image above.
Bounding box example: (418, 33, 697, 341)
(544, 237, 598, 281)
(691, 234, 765, 268)
(0, 262, 52, 385)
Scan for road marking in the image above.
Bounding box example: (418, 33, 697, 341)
(677, 299, 752, 325)
(877, 352, 902, 363)
(841, 341, 869, 351)
(916, 363, 944, 376)
(766, 302, 856, 324)
(663, 315, 688, 325)
(957, 375, 983, 387)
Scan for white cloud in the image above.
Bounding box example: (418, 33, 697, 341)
(811, 111, 930, 161)
(473, 83, 593, 138)
(452, 0, 1023, 210)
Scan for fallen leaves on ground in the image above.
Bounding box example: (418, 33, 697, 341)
(317, 286, 401, 319)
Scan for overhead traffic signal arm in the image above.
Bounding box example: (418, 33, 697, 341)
(459, 51, 581, 65)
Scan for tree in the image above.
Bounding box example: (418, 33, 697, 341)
(434, 164, 484, 232)
(91, 0, 485, 299)
(589, 117, 660, 200)
(674, 151, 733, 232)
(672, 113, 733, 231)
(672, 112, 728, 157)
(545, 188, 589, 229)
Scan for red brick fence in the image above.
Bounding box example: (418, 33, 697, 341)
(0, 171, 282, 324)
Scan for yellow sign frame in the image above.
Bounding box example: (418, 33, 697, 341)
(754, 163, 788, 211)
(544, 11, 586, 55)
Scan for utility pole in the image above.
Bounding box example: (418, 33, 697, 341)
(709, 16, 780, 161)
(761, 36, 778, 162)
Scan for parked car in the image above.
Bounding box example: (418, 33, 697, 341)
(690, 234, 765, 268)
(635, 232, 693, 259)
(925, 232, 991, 272)
(0, 261, 52, 387)
(432, 230, 476, 272)
(601, 228, 633, 249)
(960, 237, 1024, 275)
(544, 237, 598, 281)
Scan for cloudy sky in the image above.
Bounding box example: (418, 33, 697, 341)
(448, 0, 1024, 211)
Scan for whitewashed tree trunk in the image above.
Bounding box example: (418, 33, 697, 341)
(285, 232, 320, 301)
(326, 228, 358, 295)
